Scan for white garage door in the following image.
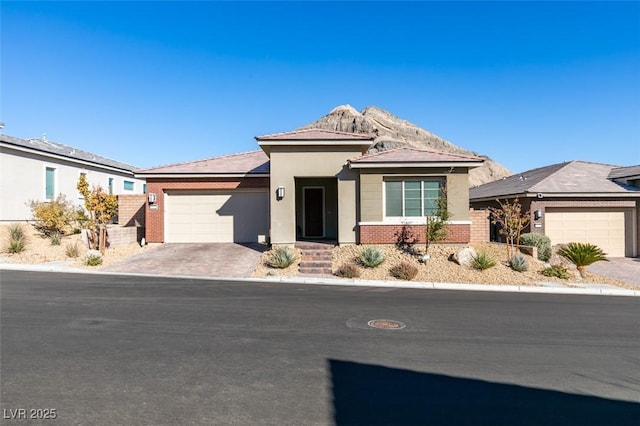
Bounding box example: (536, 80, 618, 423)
(165, 190, 269, 243)
(545, 209, 625, 257)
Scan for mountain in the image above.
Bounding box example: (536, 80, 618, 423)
(298, 105, 511, 186)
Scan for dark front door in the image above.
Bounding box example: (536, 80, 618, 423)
(304, 187, 324, 238)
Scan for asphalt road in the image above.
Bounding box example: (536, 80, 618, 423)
(1, 271, 639, 425)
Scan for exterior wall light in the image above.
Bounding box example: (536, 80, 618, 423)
(534, 208, 543, 220)
(276, 186, 285, 200)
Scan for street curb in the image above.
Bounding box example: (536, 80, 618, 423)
(1, 263, 638, 297)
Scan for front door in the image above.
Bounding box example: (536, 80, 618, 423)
(303, 187, 324, 238)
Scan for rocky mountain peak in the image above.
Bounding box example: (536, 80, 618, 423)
(299, 105, 511, 186)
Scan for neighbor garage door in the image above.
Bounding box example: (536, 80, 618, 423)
(165, 190, 269, 243)
(545, 209, 625, 257)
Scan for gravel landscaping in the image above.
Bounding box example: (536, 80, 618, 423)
(0, 223, 157, 270)
(254, 242, 631, 288)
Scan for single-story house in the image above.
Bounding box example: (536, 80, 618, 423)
(469, 160, 640, 257)
(136, 129, 484, 245)
(0, 134, 146, 222)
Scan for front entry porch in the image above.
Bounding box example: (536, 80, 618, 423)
(295, 177, 338, 241)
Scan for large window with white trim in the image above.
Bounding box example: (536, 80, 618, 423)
(385, 178, 444, 218)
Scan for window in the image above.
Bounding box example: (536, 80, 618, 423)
(108, 178, 114, 195)
(385, 179, 443, 217)
(123, 180, 134, 191)
(45, 167, 56, 200)
(143, 183, 147, 194)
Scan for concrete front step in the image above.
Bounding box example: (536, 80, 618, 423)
(299, 267, 333, 275)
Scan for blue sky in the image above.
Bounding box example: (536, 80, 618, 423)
(2, 1, 639, 173)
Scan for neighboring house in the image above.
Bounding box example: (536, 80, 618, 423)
(136, 129, 484, 245)
(0, 134, 146, 222)
(469, 161, 640, 257)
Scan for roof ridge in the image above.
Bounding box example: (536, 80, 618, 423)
(525, 161, 574, 192)
(139, 150, 264, 171)
(355, 146, 481, 161)
(256, 128, 375, 139)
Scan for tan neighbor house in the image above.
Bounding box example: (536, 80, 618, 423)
(137, 129, 484, 246)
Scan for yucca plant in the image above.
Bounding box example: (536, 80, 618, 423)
(360, 246, 385, 268)
(6, 224, 27, 254)
(557, 242, 608, 278)
(509, 254, 528, 272)
(9, 224, 24, 241)
(266, 246, 296, 269)
(471, 250, 496, 271)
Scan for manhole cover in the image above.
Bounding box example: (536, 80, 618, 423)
(367, 319, 405, 330)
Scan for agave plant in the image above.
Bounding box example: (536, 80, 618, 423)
(557, 242, 608, 278)
(509, 254, 528, 272)
(360, 246, 385, 268)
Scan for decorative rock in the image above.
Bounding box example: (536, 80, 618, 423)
(85, 249, 102, 260)
(452, 247, 477, 268)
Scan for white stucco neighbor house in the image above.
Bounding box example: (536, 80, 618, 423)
(0, 134, 146, 222)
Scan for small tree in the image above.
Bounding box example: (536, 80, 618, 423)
(77, 175, 118, 254)
(488, 198, 531, 260)
(425, 187, 451, 254)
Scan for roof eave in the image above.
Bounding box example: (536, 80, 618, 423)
(470, 191, 640, 202)
(134, 172, 270, 179)
(1, 141, 137, 175)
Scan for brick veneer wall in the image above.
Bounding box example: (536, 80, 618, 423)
(359, 223, 470, 244)
(117, 194, 146, 227)
(469, 208, 490, 243)
(145, 177, 270, 243)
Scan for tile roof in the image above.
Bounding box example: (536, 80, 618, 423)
(1, 133, 138, 172)
(136, 150, 270, 175)
(470, 160, 640, 200)
(350, 147, 483, 164)
(255, 128, 375, 141)
(608, 165, 640, 180)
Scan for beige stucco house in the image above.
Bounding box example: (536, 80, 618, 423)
(137, 129, 484, 246)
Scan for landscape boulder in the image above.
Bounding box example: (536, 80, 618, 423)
(452, 247, 477, 268)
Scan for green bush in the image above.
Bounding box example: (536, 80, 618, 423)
(9, 224, 24, 241)
(360, 246, 385, 268)
(65, 242, 80, 258)
(29, 195, 75, 237)
(471, 250, 496, 271)
(541, 264, 570, 280)
(266, 246, 296, 269)
(50, 232, 62, 246)
(558, 242, 608, 278)
(509, 254, 528, 272)
(85, 250, 103, 266)
(334, 264, 360, 279)
(6, 224, 27, 254)
(520, 233, 551, 261)
(390, 261, 419, 280)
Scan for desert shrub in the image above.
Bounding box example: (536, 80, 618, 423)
(85, 250, 103, 266)
(6, 224, 27, 254)
(65, 242, 80, 258)
(558, 242, 608, 278)
(471, 250, 496, 271)
(542, 264, 570, 280)
(390, 261, 419, 280)
(29, 195, 75, 237)
(266, 246, 296, 269)
(335, 264, 361, 279)
(520, 233, 551, 262)
(509, 254, 529, 272)
(360, 246, 385, 268)
(50, 232, 62, 246)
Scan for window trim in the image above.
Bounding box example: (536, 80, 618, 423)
(383, 177, 445, 222)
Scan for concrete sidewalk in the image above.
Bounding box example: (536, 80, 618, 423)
(1, 262, 638, 297)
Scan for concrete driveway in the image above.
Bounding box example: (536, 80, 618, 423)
(588, 257, 640, 287)
(102, 243, 267, 278)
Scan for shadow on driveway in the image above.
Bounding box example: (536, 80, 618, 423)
(102, 243, 267, 278)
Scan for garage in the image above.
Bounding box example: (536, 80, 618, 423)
(545, 208, 626, 257)
(165, 190, 269, 243)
